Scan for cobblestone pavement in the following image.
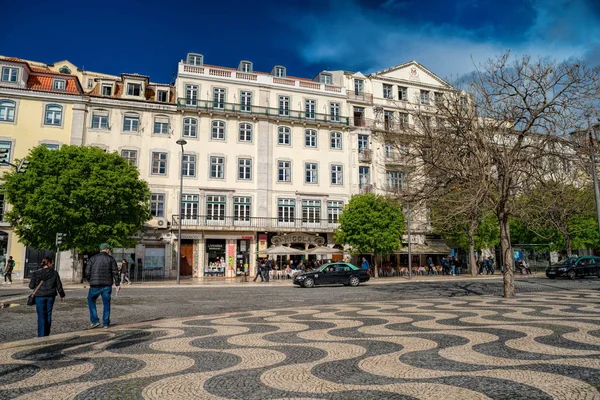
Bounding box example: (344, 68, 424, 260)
(1, 288, 600, 399)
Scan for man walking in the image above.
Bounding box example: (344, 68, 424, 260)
(2, 256, 14, 284)
(86, 243, 120, 329)
(253, 258, 264, 282)
(361, 257, 370, 271)
(264, 258, 272, 282)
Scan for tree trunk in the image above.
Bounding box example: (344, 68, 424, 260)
(499, 212, 515, 298)
(372, 252, 379, 278)
(565, 234, 572, 257)
(468, 220, 478, 277)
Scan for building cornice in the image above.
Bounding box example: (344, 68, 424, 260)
(0, 87, 85, 103)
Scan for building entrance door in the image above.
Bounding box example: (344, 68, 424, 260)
(180, 240, 194, 276)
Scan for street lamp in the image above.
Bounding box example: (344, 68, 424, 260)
(176, 138, 187, 285)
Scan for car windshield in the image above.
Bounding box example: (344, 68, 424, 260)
(556, 257, 578, 266)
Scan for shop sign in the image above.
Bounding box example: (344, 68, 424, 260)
(227, 243, 235, 270)
(207, 243, 225, 251)
(272, 233, 325, 246)
(240, 241, 247, 252)
(241, 236, 253, 240)
(258, 234, 268, 256)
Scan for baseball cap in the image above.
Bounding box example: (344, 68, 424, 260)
(99, 243, 112, 250)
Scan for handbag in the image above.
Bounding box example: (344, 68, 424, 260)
(27, 280, 44, 306)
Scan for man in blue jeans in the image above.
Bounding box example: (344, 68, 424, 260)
(86, 243, 120, 329)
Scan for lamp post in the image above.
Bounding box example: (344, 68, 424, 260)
(589, 123, 600, 241)
(407, 201, 412, 280)
(176, 139, 187, 285)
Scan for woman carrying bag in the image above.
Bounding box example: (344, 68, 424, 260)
(28, 257, 66, 337)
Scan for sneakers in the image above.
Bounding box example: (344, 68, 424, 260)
(103, 326, 109, 329)
(90, 323, 100, 329)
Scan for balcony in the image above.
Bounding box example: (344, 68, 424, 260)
(384, 152, 408, 164)
(177, 98, 349, 126)
(347, 91, 373, 104)
(172, 216, 339, 233)
(358, 149, 372, 163)
(359, 184, 373, 194)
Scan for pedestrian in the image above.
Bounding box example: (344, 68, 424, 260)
(264, 258, 272, 282)
(2, 256, 15, 284)
(86, 243, 120, 329)
(119, 259, 131, 285)
(252, 258, 264, 282)
(361, 257, 370, 271)
(488, 257, 495, 274)
(450, 256, 456, 276)
(441, 257, 448, 275)
(426, 256, 436, 276)
(29, 257, 65, 337)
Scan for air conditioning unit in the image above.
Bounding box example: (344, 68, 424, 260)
(145, 217, 168, 229)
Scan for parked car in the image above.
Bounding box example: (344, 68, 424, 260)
(545, 256, 600, 279)
(293, 262, 370, 288)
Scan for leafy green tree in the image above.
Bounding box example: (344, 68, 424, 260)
(2, 145, 152, 252)
(334, 193, 405, 277)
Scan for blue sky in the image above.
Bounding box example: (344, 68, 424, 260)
(2, 0, 599, 83)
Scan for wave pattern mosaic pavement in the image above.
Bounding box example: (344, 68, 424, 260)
(1, 289, 600, 399)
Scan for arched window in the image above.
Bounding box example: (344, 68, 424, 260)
(0, 100, 16, 122)
(183, 118, 198, 138)
(239, 123, 252, 142)
(211, 120, 225, 140)
(44, 104, 62, 126)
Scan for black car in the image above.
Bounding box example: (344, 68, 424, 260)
(293, 262, 370, 288)
(545, 256, 600, 279)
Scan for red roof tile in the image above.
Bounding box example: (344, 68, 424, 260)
(27, 75, 81, 94)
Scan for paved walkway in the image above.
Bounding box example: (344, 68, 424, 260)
(1, 288, 599, 399)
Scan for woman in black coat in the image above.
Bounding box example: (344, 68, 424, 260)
(29, 257, 65, 337)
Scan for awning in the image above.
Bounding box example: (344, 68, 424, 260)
(396, 239, 451, 255)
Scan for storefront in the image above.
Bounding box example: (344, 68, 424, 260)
(236, 238, 251, 276)
(205, 239, 226, 276)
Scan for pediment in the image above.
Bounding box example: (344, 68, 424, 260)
(372, 61, 451, 88)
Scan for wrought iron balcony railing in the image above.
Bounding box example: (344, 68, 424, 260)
(172, 215, 340, 232)
(177, 98, 349, 126)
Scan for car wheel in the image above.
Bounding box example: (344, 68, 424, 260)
(348, 276, 360, 287)
(303, 278, 315, 288)
(567, 270, 576, 280)
(547, 275, 555, 279)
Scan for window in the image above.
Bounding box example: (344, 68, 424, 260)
(354, 79, 364, 95)
(43, 144, 59, 150)
(240, 62, 252, 73)
(278, 198, 295, 222)
(127, 83, 141, 96)
(151, 152, 168, 175)
(384, 110, 394, 129)
(187, 53, 203, 66)
(353, 107, 364, 127)
(240, 91, 252, 112)
(359, 166, 370, 185)
(44, 104, 62, 126)
(185, 85, 198, 106)
(1, 67, 18, 82)
(383, 84, 393, 99)
(181, 194, 199, 219)
(278, 126, 291, 145)
(150, 194, 165, 217)
(157, 90, 168, 102)
(331, 164, 343, 185)
(182, 154, 196, 177)
(183, 118, 197, 138)
(278, 96, 289, 116)
(123, 114, 139, 132)
(207, 195, 226, 221)
(434, 92, 444, 104)
(420, 90, 430, 105)
(213, 88, 225, 109)
(387, 171, 405, 190)
(0, 100, 16, 122)
(327, 201, 343, 223)
(0, 141, 12, 164)
(91, 111, 109, 129)
(320, 73, 332, 84)
(399, 112, 408, 126)
(121, 149, 137, 166)
(278, 160, 291, 182)
(330, 131, 342, 149)
(0, 193, 5, 222)
(330, 102, 340, 122)
(305, 129, 317, 147)
(211, 120, 225, 140)
(302, 200, 321, 223)
(239, 123, 252, 142)
(153, 116, 169, 134)
(52, 79, 66, 91)
(210, 156, 225, 179)
(102, 84, 112, 96)
(358, 135, 369, 151)
(305, 163, 318, 183)
(305, 99, 316, 119)
(87, 79, 94, 89)
(234, 197, 251, 221)
(398, 86, 408, 101)
(238, 158, 252, 180)
(275, 67, 286, 78)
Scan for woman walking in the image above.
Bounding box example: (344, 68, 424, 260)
(119, 259, 131, 285)
(29, 257, 65, 337)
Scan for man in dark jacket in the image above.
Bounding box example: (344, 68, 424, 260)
(86, 243, 120, 329)
(3, 256, 15, 284)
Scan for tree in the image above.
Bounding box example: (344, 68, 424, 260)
(2, 145, 152, 252)
(334, 193, 405, 277)
(380, 52, 600, 297)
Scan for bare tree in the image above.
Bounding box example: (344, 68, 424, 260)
(378, 52, 600, 297)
